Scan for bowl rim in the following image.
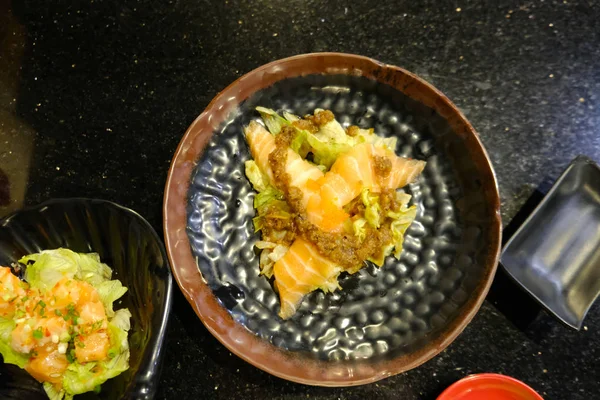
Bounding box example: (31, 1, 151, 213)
(1, 197, 174, 398)
(163, 52, 502, 386)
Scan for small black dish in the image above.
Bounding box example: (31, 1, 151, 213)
(501, 156, 600, 330)
(0, 198, 173, 399)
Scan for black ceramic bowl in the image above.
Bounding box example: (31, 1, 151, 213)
(0, 198, 172, 400)
(164, 53, 501, 386)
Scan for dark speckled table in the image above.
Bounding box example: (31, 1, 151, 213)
(1, 0, 599, 398)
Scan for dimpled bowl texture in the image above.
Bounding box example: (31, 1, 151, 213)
(0, 198, 173, 400)
(164, 53, 501, 386)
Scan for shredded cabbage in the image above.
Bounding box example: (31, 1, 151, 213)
(256, 106, 290, 135)
(305, 132, 352, 169)
(361, 189, 381, 229)
(244, 160, 270, 192)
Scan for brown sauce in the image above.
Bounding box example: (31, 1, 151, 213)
(346, 125, 360, 137)
(292, 119, 318, 133)
(373, 155, 392, 178)
(306, 110, 334, 127)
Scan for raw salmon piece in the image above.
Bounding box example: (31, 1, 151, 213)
(0, 266, 27, 318)
(245, 121, 324, 207)
(25, 349, 69, 384)
(245, 121, 277, 182)
(372, 146, 426, 190)
(75, 331, 110, 363)
(305, 194, 349, 233)
(330, 143, 377, 194)
(273, 238, 341, 319)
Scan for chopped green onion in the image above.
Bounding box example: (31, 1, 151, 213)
(32, 328, 43, 339)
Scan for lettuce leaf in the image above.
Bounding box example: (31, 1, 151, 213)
(43, 382, 74, 400)
(252, 197, 292, 233)
(352, 127, 398, 151)
(107, 310, 131, 357)
(361, 189, 381, 229)
(110, 308, 132, 332)
(21, 249, 80, 291)
(254, 185, 285, 211)
(351, 190, 418, 265)
(314, 117, 347, 143)
(244, 160, 270, 192)
(21, 249, 112, 291)
(289, 128, 310, 157)
(256, 106, 290, 135)
(95, 280, 128, 318)
(305, 132, 352, 169)
(0, 317, 28, 368)
(352, 218, 367, 242)
(257, 244, 288, 278)
(62, 354, 128, 395)
(390, 205, 417, 258)
(282, 111, 300, 122)
(74, 253, 112, 287)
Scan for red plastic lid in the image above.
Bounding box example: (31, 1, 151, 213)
(437, 373, 544, 400)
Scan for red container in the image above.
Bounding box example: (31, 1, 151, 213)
(437, 373, 544, 400)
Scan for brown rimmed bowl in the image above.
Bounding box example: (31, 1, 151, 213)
(163, 53, 501, 386)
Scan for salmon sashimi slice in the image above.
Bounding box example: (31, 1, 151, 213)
(245, 121, 324, 207)
(286, 154, 324, 206)
(273, 238, 342, 319)
(25, 349, 69, 384)
(305, 194, 349, 233)
(330, 143, 377, 196)
(372, 146, 427, 190)
(245, 121, 277, 182)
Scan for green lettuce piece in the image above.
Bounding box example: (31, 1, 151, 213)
(74, 253, 112, 287)
(352, 190, 418, 264)
(282, 111, 300, 122)
(43, 382, 73, 400)
(0, 340, 28, 368)
(289, 128, 310, 157)
(352, 127, 398, 151)
(390, 205, 417, 258)
(111, 309, 132, 331)
(256, 106, 290, 135)
(361, 189, 381, 228)
(0, 318, 28, 368)
(252, 185, 292, 233)
(244, 160, 270, 192)
(0, 316, 15, 343)
(352, 218, 367, 242)
(254, 186, 285, 210)
(21, 249, 113, 291)
(95, 280, 128, 318)
(305, 132, 352, 169)
(107, 311, 131, 357)
(315, 117, 347, 143)
(62, 355, 127, 395)
(21, 249, 80, 291)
